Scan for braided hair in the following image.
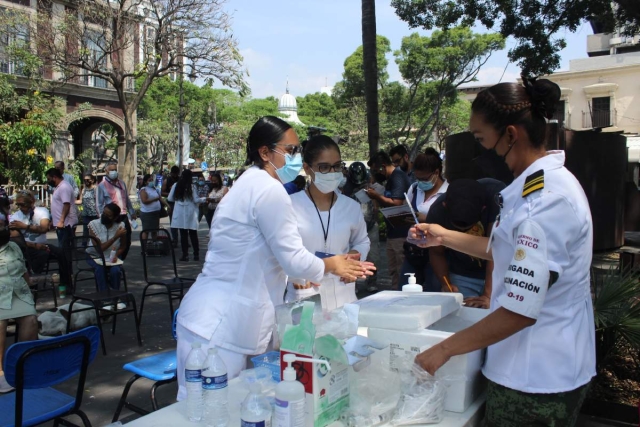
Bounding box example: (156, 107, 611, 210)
(471, 77, 561, 148)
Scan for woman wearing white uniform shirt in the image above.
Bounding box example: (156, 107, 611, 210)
(168, 169, 206, 261)
(400, 149, 448, 291)
(410, 79, 594, 425)
(176, 116, 374, 400)
(286, 135, 370, 310)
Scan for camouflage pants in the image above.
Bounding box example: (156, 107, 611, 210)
(481, 380, 590, 427)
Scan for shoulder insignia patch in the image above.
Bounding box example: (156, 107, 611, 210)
(522, 169, 544, 198)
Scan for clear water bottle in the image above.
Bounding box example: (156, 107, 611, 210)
(202, 347, 229, 427)
(185, 342, 206, 422)
(241, 383, 272, 427)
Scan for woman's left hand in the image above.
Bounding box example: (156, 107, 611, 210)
(329, 255, 375, 283)
(415, 343, 450, 375)
(464, 295, 490, 309)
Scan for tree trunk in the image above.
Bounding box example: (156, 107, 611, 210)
(120, 109, 137, 194)
(362, 0, 379, 158)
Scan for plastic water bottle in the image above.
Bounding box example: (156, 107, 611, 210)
(241, 383, 272, 427)
(109, 248, 117, 263)
(202, 347, 229, 427)
(185, 342, 206, 422)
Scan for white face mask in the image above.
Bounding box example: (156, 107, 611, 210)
(108, 170, 118, 180)
(312, 171, 343, 194)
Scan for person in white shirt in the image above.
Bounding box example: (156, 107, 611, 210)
(87, 203, 127, 291)
(176, 116, 375, 400)
(8, 191, 72, 289)
(286, 135, 370, 311)
(411, 78, 594, 426)
(167, 169, 206, 262)
(399, 149, 449, 291)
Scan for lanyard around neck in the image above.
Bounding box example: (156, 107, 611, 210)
(307, 190, 335, 252)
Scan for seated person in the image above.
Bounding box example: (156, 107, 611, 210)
(0, 223, 38, 393)
(86, 203, 127, 291)
(8, 191, 72, 290)
(426, 178, 505, 307)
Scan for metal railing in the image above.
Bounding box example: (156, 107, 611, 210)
(4, 185, 51, 208)
(582, 109, 617, 129)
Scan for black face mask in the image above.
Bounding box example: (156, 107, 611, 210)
(374, 173, 387, 184)
(47, 179, 56, 188)
(100, 214, 113, 226)
(0, 228, 10, 247)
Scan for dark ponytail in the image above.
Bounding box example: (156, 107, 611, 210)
(245, 116, 293, 168)
(471, 77, 561, 148)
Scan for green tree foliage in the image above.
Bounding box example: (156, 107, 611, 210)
(334, 35, 391, 104)
(391, 0, 640, 75)
(297, 93, 338, 132)
(393, 27, 504, 157)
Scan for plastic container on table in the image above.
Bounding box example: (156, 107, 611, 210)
(251, 351, 281, 382)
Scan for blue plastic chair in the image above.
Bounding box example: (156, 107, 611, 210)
(111, 310, 179, 422)
(0, 326, 100, 427)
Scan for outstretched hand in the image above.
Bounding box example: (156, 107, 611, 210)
(408, 223, 448, 248)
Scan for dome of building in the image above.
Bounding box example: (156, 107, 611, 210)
(278, 92, 297, 112)
(277, 80, 304, 126)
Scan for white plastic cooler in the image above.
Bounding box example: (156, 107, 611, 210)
(348, 292, 489, 413)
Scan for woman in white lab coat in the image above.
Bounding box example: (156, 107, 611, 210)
(176, 116, 374, 400)
(410, 79, 594, 426)
(168, 169, 206, 261)
(286, 135, 370, 310)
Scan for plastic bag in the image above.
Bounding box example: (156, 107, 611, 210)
(391, 361, 446, 425)
(314, 305, 358, 340)
(346, 358, 401, 423)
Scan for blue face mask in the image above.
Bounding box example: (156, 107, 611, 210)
(198, 180, 205, 186)
(417, 175, 437, 192)
(270, 149, 303, 184)
(148, 182, 155, 188)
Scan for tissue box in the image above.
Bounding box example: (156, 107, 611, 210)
(367, 307, 489, 413)
(347, 291, 463, 331)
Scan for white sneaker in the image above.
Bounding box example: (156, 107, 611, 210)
(0, 375, 14, 393)
(116, 302, 127, 310)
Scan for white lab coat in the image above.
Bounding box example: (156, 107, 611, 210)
(484, 151, 596, 393)
(167, 184, 205, 230)
(177, 166, 325, 355)
(286, 191, 370, 310)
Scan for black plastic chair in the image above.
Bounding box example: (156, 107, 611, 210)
(112, 310, 179, 422)
(10, 233, 58, 307)
(138, 229, 195, 326)
(65, 236, 142, 355)
(0, 326, 100, 427)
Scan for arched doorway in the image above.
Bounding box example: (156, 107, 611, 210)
(65, 109, 126, 175)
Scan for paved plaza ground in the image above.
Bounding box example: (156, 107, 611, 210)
(14, 217, 626, 426)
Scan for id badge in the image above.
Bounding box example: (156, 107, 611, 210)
(315, 251, 335, 259)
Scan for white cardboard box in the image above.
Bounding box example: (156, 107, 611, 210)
(367, 307, 490, 413)
(346, 291, 463, 331)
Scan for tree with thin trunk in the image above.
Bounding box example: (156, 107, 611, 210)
(361, 0, 380, 158)
(23, 0, 247, 192)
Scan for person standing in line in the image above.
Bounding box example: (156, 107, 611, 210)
(138, 174, 167, 236)
(195, 174, 211, 224)
(54, 161, 80, 198)
(162, 166, 181, 247)
(205, 172, 228, 228)
(389, 145, 416, 183)
(96, 162, 136, 260)
(286, 135, 370, 310)
(365, 150, 411, 290)
(399, 150, 449, 291)
(411, 78, 594, 426)
(176, 116, 374, 398)
(168, 169, 206, 261)
(45, 168, 78, 251)
(77, 174, 99, 246)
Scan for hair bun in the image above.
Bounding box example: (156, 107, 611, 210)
(521, 76, 561, 120)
